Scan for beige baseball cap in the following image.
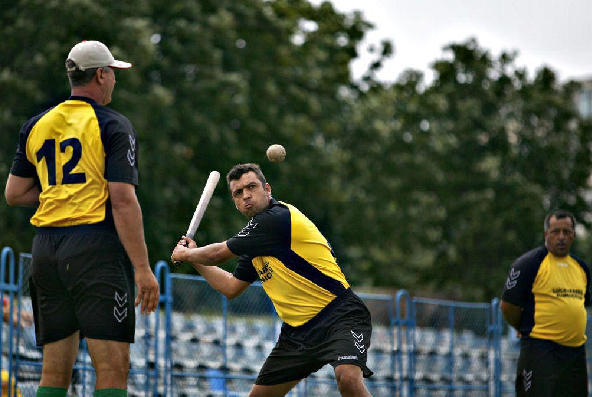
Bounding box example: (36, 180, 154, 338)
(66, 40, 132, 71)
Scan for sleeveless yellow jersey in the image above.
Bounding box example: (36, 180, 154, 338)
(227, 199, 350, 326)
(502, 246, 590, 347)
(10, 96, 139, 229)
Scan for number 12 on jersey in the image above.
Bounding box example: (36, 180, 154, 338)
(36, 138, 86, 185)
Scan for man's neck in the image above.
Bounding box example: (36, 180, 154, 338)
(71, 87, 103, 105)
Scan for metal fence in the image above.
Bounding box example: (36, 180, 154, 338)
(1, 246, 591, 396)
(0, 247, 162, 397)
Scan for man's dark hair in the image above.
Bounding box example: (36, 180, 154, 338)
(65, 59, 99, 87)
(544, 209, 576, 231)
(226, 163, 267, 187)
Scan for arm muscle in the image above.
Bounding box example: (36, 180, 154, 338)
(5, 174, 39, 207)
(500, 300, 522, 330)
(192, 264, 250, 299)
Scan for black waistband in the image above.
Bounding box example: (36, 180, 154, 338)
(282, 288, 354, 332)
(35, 223, 115, 234)
(521, 336, 586, 351)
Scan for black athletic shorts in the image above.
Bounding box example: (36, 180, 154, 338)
(515, 337, 588, 397)
(29, 227, 136, 346)
(255, 288, 373, 386)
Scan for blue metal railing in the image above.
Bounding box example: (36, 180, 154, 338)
(0, 246, 575, 396)
(1, 247, 19, 397)
(0, 247, 166, 396)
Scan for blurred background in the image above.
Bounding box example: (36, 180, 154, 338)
(2, 0, 591, 302)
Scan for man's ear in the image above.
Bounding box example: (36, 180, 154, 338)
(96, 68, 106, 84)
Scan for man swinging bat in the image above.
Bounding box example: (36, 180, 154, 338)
(171, 163, 373, 397)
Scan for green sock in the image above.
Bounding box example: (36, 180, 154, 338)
(93, 389, 128, 397)
(36, 386, 67, 397)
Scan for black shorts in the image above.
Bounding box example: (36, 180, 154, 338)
(255, 288, 373, 386)
(30, 228, 135, 346)
(515, 337, 588, 397)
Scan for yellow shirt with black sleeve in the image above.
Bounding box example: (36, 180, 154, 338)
(226, 199, 350, 327)
(502, 246, 590, 347)
(9, 96, 139, 230)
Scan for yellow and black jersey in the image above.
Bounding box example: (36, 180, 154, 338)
(9, 96, 139, 230)
(226, 199, 350, 327)
(502, 246, 591, 347)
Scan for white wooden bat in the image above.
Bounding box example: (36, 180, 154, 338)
(185, 170, 220, 239)
(173, 170, 220, 266)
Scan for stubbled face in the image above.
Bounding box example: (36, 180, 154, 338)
(99, 67, 116, 105)
(544, 216, 575, 257)
(229, 171, 271, 218)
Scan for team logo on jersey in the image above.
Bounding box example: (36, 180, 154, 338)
(237, 219, 258, 237)
(114, 291, 128, 323)
(127, 134, 136, 166)
(351, 330, 366, 354)
(258, 260, 273, 282)
(505, 267, 520, 290)
(552, 288, 584, 299)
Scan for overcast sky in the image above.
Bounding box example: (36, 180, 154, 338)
(316, 0, 592, 83)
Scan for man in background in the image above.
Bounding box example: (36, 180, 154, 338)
(501, 209, 590, 396)
(5, 40, 159, 397)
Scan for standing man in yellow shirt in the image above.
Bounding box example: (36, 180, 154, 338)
(501, 210, 590, 396)
(172, 163, 373, 397)
(5, 40, 160, 397)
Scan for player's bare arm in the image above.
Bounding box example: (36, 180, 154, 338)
(500, 300, 522, 330)
(109, 181, 160, 314)
(171, 236, 248, 298)
(193, 263, 250, 299)
(4, 174, 40, 207)
(172, 236, 236, 265)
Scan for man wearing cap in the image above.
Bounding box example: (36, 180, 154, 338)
(4, 40, 160, 397)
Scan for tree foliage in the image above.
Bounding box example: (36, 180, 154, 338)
(336, 39, 592, 299)
(1, 2, 590, 301)
(0, 0, 373, 271)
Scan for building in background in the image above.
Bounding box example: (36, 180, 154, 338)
(576, 78, 592, 119)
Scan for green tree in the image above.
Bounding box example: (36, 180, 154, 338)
(337, 39, 592, 299)
(0, 0, 376, 274)
(2, 1, 590, 302)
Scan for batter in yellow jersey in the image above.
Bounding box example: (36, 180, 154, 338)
(228, 200, 349, 326)
(171, 163, 373, 395)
